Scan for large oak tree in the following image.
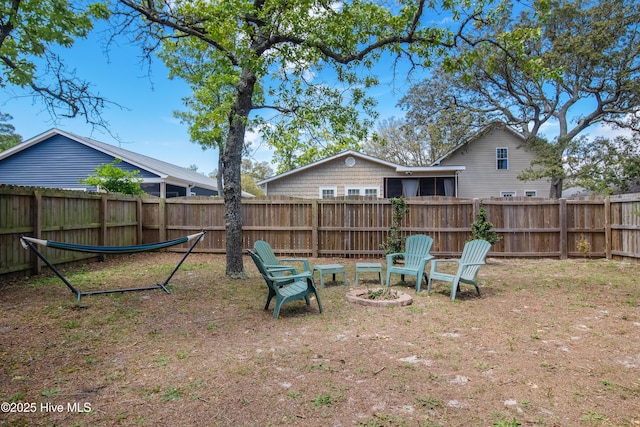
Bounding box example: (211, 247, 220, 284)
(402, 0, 640, 197)
(112, 0, 534, 276)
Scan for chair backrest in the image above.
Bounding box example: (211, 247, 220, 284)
(248, 249, 275, 287)
(403, 234, 434, 268)
(459, 239, 491, 280)
(254, 240, 280, 266)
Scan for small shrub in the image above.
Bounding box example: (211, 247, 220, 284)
(470, 205, 501, 245)
(576, 234, 591, 257)
(381, 197, 409, 256)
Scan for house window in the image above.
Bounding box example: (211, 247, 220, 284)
(345, 187, 379, 197)
(364, 188, 378, 197)
(500, 191, 516, 198)
(319, 187, 337, 199)
(384, 177, 456, 198)
(496, 148, 508, 170)
(525, 190, 537, 197)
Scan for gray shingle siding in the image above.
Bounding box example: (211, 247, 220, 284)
(0, 134, 158, 190)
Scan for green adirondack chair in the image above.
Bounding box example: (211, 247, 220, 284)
(253, 240, 311, 276)
(386, 234, 434, 292)
(248, 250, 322, 319)
(427, 239, 491, 300)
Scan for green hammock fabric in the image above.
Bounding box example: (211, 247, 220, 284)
(20, 232, 204, 254)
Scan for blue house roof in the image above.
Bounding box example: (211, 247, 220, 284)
(0, 128, 253, 197)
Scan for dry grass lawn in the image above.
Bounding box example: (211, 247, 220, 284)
(1, 253, 639, 426)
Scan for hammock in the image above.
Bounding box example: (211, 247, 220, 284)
(20, 233, 204, 254)
(20, 231, 205, 301)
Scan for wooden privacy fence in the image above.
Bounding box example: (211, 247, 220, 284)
(145, 195, 639, 259)
(1, 186, 142, 275)
(1, 185, 639, 276)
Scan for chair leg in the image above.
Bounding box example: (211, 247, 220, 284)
(427, 276, 433, 294)
(416, 272, 428, 293)
(314, 290, 323, 313)
(450, 281, 460, 301)
(265, 290, 275, 310)
(385, 271, 391, 287)
(273, 300, 283, 319)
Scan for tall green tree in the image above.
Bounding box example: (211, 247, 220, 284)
(403, 0, 640, 197)
(563, 134, 640, 194)
(0, 112, 21, 151)
(112, 0, 540, 277)
(0, 0, 111, 126)
(364, 117, 429, 166)
(396, 72, 491, 162)
(241, 158, 273, 196)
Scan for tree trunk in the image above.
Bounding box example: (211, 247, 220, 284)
(222, 68, 256, 278)
(549, 177, 563, 199)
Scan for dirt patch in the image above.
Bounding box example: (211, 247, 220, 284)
(1, 254, 639, 426)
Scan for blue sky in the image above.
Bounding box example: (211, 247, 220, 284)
(2, 26, 408, 177)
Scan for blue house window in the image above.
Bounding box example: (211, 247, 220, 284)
(496, 148, 508, 170)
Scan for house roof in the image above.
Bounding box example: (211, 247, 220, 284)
(258, 150, 464, 185)
(430, 122, 526, 166)
(1, 128, 254, 197)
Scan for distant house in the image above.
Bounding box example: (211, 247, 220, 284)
(0, 128, 254, 198)
(432, 123, 550, 198)
(258, 150, 465, 198)
(259, 123, 549, 199)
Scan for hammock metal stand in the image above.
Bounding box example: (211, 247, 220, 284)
(20, 231, 205, 301)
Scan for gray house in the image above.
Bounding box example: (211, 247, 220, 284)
(0, 128, 253, 198)
(259, 124, 549, 199)
(258, 150, 465, 198)
(432, 123, 550, 198)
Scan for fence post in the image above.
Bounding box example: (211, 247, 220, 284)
(559, 198, 567, 259)
(472, 198, 481, 223)
(100, 195, 108, 261)
(604, 196, 611, 259)
(136, 197, 143, 244)
(31, 189, 42, 275)
(159, 197, 166, 242)
(312, 199, 318, 258)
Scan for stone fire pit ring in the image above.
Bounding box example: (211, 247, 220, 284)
(346, 288, 413, 307)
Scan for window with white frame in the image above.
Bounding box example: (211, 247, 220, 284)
(345, 186, 379, 197)
(500, 191, 516, 198)
(496, 147, 508, 170)
(525, 190, 537, 197)
(319, 186, 337, 199)
(364, 188, 378, 197)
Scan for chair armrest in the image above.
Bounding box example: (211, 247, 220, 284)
(269, 273, 312, 283)
(279, 258, 311, 272)
(386, 253, 404, 266)
(263, 264, 297, 273)
(459, 261, 486, 268)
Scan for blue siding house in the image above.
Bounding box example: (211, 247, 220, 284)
(0, 129, 251, 198)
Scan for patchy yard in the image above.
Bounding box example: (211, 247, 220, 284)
(1, 254, 639, 426)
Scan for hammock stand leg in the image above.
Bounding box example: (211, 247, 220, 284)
(156, 231, 204, 293)
(23, 232, 204, 302)
(24, 239, 81, 301)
